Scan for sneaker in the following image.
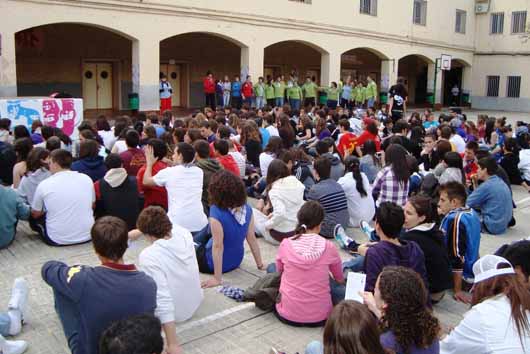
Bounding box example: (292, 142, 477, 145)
(359, 220, 374, 238)
(0, 336, 28, 354)
(333, 224, 350, 249)
(8, 278, 29, 324)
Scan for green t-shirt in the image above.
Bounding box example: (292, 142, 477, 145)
(321, 87, 340, 101)
(287, 85, 302, 99)
(274, 81, 286, 98)
(254, 83, 265, 97)
(366, 81, 378, 99)
(265, 84, 275, 100)
(302, 82, 318, 98)
(355, 86, 365, 102)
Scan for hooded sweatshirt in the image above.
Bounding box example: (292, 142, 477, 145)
(139, 224, 204, 323)
(17, 168, 52, 205)
(265, 176, 305, 233)
(72, 156, 107, 182)
(276, 236, 344, 323)
(321, 152, 345, 181)
(195, 159, 222, 215)
(364, 239, 427, 292)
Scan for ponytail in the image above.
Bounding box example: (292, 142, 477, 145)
(292, 201, 324, 240)
(344, 156, 367, 197)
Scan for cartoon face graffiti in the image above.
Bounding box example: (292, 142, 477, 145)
(7, 100, 39, 126)
(42, 100, 60, 127)
(60, 99, 77, 136)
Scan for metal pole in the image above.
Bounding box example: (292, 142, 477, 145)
(433, 58, 439, 109)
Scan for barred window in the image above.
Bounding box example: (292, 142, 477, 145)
(511, 11, 527, 33)
(413, 0, 427, 26)
(360, 0, 377, 16)
(456, 10, 467, 33)
(486, 76, 500, 97)
(507, 76, 521, 98)
(490, 12, 504, 34)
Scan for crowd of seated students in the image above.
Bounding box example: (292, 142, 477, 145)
(1, 98, 530, 354)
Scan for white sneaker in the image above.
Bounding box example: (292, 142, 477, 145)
(0, 336, 28, 354)
(7, 278, 29, 324)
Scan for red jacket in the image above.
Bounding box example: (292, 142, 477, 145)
(242, 82, 253, 98)
(137, 161, 169, 209)
(217, 155, 240, 176)
(203, 77, 215, 94)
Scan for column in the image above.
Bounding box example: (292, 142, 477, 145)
(461, 65, 472, 106)
(132, 38, 160, 112)
(380, 59, 397, 102)
(241, 45, 264, 81)
(427, 61, 443, 108)
(0, 32, 17, 97)
(320, 51, 341, 85)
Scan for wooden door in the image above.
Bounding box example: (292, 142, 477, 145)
(82, 63, 113, 109)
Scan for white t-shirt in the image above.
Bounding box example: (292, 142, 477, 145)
(450, 134, 466, 154)
(112, 140, 128, 154)
(139, 225, 203, 323)
(441, 294, 530, 354)
(32, 170, 94, 245)
(153, 164, 207, 232)
(337, 172, 375, 227)
(266, 126, 280, 137)
(259, 152, 275, 178)
(98, 130, 117, 151)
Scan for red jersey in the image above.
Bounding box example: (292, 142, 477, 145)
(120, 148, 146, 176)
(242, 82, 253, 98)
(203, 77, 215, 94)
(217, 155, 240, 176)
(355, 131, 381, 151)
(137, 161, 169, 209)
(337, 132, 358, 157)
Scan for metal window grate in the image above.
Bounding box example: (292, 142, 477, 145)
(511, 11, 527, 33)
(507, 76, 521, 98)
(413, 0, 427, 25)
(456, 10, 467, 33)
(360, 0, 377, 16)
(490, 12, 504, 34)
(486, 76, 500, 97)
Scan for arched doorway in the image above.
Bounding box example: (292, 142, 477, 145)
(398, 54, 433, 106)
(160, 33, 244, 108)
(15, 23, 133, 114)
(340, 47, 386, 84)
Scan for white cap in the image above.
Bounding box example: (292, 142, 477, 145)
(473, 255, 515, 284)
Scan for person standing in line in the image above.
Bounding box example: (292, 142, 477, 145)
(241, 75, 254, 108)
(265, 78, 276, 107)
(287, 80, 302, 111)
(274, 76, 286, 108)
(222, 76, 231, 107)
(159, 74, 173, 113)
(254, 77, 266, 110)
(231, 76, 242, 109)
(366, 76, 378, 109)
(203, 71, 216, 110)
(451, 84, 460, 106)
(302, 76, 318, 108)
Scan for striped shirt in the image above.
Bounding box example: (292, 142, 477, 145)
(307, 179, 349, 238)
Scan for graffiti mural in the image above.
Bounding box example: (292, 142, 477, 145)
(0, 98, 83, 138)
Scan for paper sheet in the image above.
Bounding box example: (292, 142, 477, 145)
(345, 272, 366, 303)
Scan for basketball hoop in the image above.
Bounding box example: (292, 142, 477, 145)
(441, 54, 452, 71)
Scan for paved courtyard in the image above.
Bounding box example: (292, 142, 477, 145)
(4, 181, 530, 354)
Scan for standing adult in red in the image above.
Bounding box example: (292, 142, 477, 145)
(241, 75, 254, 108)
(203, 71, 216, 110)
(159, 74, 173, 113)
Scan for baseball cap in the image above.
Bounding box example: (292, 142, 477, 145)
(473, 255, 515, 284)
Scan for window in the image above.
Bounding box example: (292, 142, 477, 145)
(413, 0, 427, 26)
(360, 0, 377, 16)
(486, 76, 500, 97)
(507, 76, 521, 98)
(455, 10, 467, 33)
(511, 11, 527, 33)
(490, 12, 504, 34)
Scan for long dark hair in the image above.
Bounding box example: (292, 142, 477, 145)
(292, 201, 325, 239)
(264, 136, 284, 157)
(472, 266, 530, 346)
(385, 144, 410, 185)
(323, 301, 386, 354)
(378, 266, 440, 353)
(265, 159, 290, 188)
(362, 140, 380, 167)
(485, 117, 496, 144)
(344, 156, 367, 197)
(443, 151, 466, 184)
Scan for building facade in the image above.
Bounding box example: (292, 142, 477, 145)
(0, 0, 527, 113)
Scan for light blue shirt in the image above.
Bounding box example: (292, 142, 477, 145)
(341, 85, 352, 100)
(0, 186, 29, 248)
(467, 175, 512, 235)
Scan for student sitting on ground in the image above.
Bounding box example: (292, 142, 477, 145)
(42, 217, 157, 354)
(273, 201, 344, 327)
(372, 144, 410, 207)
(71, 139, 107, 182)
(468, 156, 513, 234)
(143, 142, 208, 235)
(362, 266, 441, 354)
(136, 139, 168, 210)
(16, 147, 51, 206)
(500, 240, 530, 288)
(119, 130, 146, 177)
(99, 314, 163, 354)
(307, 157, 349, 238)
(304, 300, 387, 354)
(94, 154, 140, 231)
(441, 255, 530, 353)
(0, 183, 29, 249)
(132, 206, 202, 354)
(31, 149, 94, 246)
(315, 139, 344, 182)
(196, 170, 264, 288)
(253, 159, 305, 245)
(194, 140, 223, 216)
(438, 182, 481, 303)
(213, 139, 239, 176)
(401, 195, 453, 303)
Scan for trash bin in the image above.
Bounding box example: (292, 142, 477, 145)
(426, 93, 434, 105)
(379, 92, 388, 104)
(128, 93, 139, 110)
(462, 93, 470, 105)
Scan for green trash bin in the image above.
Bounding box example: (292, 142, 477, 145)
(426, 93, 434, 105)
(462, 93, 470, 105)
(379, 92, 388, 104)
(128, 93, 139, 110)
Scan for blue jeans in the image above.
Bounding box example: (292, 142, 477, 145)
(275, 97, 284, 107)
(223, 92, 230, 107)
(256, 96, 265, 109)
(192, 224, 211, 250)
(330, 256, 366, 304)
(305, 341, 323, 354)
(290, 98, 301, 111)
(54, 288, 81, 354)
(367, 97, 375, 108)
